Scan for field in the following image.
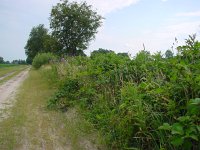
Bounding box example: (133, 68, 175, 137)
(0, 64, 28, 84)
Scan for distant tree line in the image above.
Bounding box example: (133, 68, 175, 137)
(12, 59, 27, 64)
(0, 56, 26, 64)
(0, 56, 4, 63)
(91, 48, 130, 58)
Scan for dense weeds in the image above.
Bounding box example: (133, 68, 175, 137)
(47, 36, 200, 149)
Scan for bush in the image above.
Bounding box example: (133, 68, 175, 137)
(47, 35, 200, 149)
(32, 53, 56, 69)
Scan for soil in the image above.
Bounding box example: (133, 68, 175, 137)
(0, 69, 29, 120)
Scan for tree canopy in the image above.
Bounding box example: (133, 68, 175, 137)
(25, 24, 49, 63)
(0, 56, 4, 63)
(25, 24, 63, 64)
(91, 48, 114, 57)
(165, 49, 174, 58)
(50, 0, 103, 56)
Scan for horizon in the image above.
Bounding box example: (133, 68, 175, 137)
(0, 0, 200, 61)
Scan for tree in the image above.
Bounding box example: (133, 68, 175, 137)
(43, 34, 63, 56)
(25, 24, 49, 63)
(0, 56, 4, 63)
(165, 49, 174, 58)
(117, 52, 129, 58)
(50, 0, 103, 56)
(5, 61, 10, 64)
(91, 48, 114, 57)
(12, 59, 26, 64)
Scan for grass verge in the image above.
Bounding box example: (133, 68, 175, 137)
(0, 68, 105, 150)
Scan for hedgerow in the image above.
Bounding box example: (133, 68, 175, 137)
(47, 35, 200, 149)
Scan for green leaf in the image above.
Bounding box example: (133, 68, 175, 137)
(96, 114, 103, 120)
(155, 88, 163, 94)
(171, 123, 184, 135)
(187, 98, 200, 115)
(119, 103, 127, 109)
(183, 140, 192, 150)
(185, 126, 197, 136)
(185, 135, 198, 141)
(177, 116, 190, 122)
(196, 126, 200, 132)
(171, 136, 184, 146)
(190, 98, 200, 105)
(158, 123, 171, 130)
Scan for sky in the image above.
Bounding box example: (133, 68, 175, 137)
(0, 0, 200, 61)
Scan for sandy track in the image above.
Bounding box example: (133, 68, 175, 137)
(0, 68, 29, 115)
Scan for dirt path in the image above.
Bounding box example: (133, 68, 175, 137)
(0, 69, 104, 150)
(0, 68, 29, 118)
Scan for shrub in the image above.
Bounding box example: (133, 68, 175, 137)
(32, 53, 56, 69)
(47, 35, 200, 149)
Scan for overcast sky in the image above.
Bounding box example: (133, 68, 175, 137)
(0, 0, 200, 61)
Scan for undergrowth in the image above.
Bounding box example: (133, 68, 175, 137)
(32, 52, 56, 69)
(47, 35, 200, 149)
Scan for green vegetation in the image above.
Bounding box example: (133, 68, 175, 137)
(47, 35, 200, 149)
(0, 64, 18, 68)
(3, 0, 199, 149)
(0, 57, 4, 63)
(25, 0, 102, 63)
(0, 64, 28, 83)
(0, 69, 105, 149)
(32, 53, 56, 69)
(50, 0, 102, 56)
(0, 56, 26, 65)
(25, 24, 52, 64)
(25, 24, 62, 64)
(22, 0, 200, 149)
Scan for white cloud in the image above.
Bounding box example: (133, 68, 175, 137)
(87, 20, 200, 58)
(117, 21, 200, 56)
(176, 11, 200, 17)
(161, 0, 168, 2)
(163, 22, 200, 36)
(75, 0, 140, 15)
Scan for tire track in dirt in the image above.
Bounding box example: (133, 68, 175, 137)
(0, 68, 29, 120)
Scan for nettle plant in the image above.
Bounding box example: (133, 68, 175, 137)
(47, 35, 200, 149)
(159, 98, 200, 149)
